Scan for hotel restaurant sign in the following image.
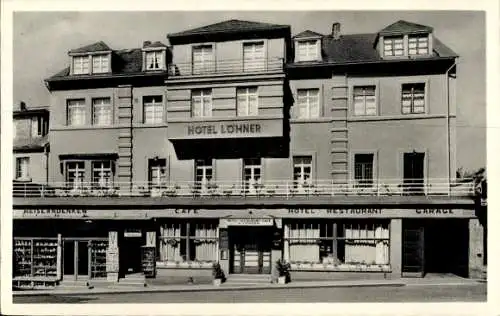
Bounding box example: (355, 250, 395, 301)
(15, 208, 476, 219)
(168, 119, 283, 140)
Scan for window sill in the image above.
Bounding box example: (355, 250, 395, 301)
(291, 117, 330, 123)
(290, 263, 391, 272)
(156, 261, 214, 269)
(134, 123, 168, 128)
(347, 113, 450, 122)
(52, 125, 118, 131)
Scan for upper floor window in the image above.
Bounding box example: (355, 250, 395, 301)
(30, 116, 46, 137)
(148, 158, 167, 187)
(92, 54, 110, 73)
(195, 159, 213, 191)
(383, 36, 404, 57)
(402, 83, 425, 114)
(243, 158, 262, 194)
(92, 98, 112, 126)
(192, 89, 212, 118)
(408, 35, 429, 55)
(92, 161, 113, 188)
(73, 56, 90, 75)
(145, 51, 164, 70)
(354, 154, 374, 187)
(67, 99, 86, 126)
(293, 156, 312, 188)
(66, 161, 85, 189)
(297, 89, 320, 119)
(237, 87, 258, 116)
(297, 40, 319, 61)
(192, 45, 214, 74)
(353, 86, 376, 116)
(15, 157, 30, 180)
(243, 42, 265, 72)
(143, 96, 164, 124)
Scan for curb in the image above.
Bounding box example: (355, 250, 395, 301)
(13, 281, 405, 297)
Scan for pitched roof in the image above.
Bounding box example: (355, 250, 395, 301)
(168, 19, 290, 38)
(378, 20, 433, 36)
(293, 30, 323, 39)
(69, 41, 112, 54)
(143, 41, 168, 49)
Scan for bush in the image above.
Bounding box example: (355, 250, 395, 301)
(212, 262, 226, 282)
(275, 259, 291, 282)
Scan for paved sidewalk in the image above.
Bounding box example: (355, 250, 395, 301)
(11, 276, 485, 297)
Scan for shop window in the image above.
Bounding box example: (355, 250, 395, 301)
(293, 156, 312, 191)
(91, 161, 113, 189)
(243, 42, 265, 72)
(159, 221, 218, 263)
(296, 89, 320, 119)
(191, 89, 212, 118)
(401, 83, 425, 114)
(284, 220, 390, 265)
(66, 161, 85, 189)
(148, 158, 167, 188)
(353, 86, 376, 116)
(67, 99, 86, 126)
(192, 45, 214, 74)
(92, 98, 112, 126)
(383, 36, 404, 56)
(15, 157, 30, 180)
(354, 154, 374, 187)
(243, 158, 261, 194)
(143, 96, 164, 124)
(236, 87, 258, 116)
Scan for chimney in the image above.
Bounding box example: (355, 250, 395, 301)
(332, 22, 341, 40)
(143, 41, 152, 48)
(20, 101, 27, 111)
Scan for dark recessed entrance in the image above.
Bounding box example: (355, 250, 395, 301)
(229, 227, 272, 274)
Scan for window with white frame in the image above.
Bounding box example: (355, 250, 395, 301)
(15, 157, 30, 180)
(353, 86, 377, 116)
(92, 98, 112, 126)
(191, 89, 212, 118)
(145, 51, 164, 70)
(66, 161, 85, 189)
(408, 35, 429, 55)
(383, 36, 404, 57)
(92, 161, 113, 188)
(297, 40, 319, 61)
(237, 87, 258, 116)
(73, 56, 90, 75)
(92, 54, 110, 73)
(159, 220, 218, 263)
(67, 99, 86, 126)
(148, 158, 167, 188)
(297, 89, 320, 119)
(293, 156, 312, 189)
(30, 116, 45, 137)
(143, 96, 164, 124)
(243, 158, 262, 194)
(243, 42, 265, 72)
(192, 45, 214, 74)
(354, 154, 374, 187)
(401, 83, 425, 114)
(195, 159, 213, 192)
(284, 220, 390, 265)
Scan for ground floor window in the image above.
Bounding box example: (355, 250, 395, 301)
(284, 220, 390, 265)
(159, 220, 218, 263)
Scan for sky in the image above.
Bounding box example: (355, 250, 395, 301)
(12, 11, 486, 171)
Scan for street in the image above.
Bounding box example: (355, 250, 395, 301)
(13, 284, 486, 304)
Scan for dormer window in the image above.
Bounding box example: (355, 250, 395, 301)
(408, 35, 429, 55)
(73, 56, 90, 75)
(145, 51, 165, 70)
(297, 40, 320, 61)
(92, 54, 110, 73)
(383, 36, 404, 57)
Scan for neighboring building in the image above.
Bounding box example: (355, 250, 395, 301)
(12, 19, 483, 289)
(13, 102, 49, 185)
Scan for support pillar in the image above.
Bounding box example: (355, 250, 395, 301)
(106, 231, 119, 282)
(468, 218, 484, 279)
(390, 219, 402, 279)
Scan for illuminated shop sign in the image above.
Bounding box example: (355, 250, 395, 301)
(187, 123, 262, 136)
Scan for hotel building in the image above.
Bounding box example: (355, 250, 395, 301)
(12, 19, 484, 288)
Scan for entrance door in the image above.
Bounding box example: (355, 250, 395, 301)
(120, 233, 143, 276)
(403, 152, 425, 195)
(63, 240, 75, 278)
(402, 225, 425, 277)
(230, 227, 271, 274)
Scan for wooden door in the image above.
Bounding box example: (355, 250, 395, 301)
(402, 226, 425, 277)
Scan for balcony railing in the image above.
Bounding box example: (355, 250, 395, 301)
(168, 58, 284, 77)
(12, 178, 475, 198)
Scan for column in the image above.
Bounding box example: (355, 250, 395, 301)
(389, 219, 402, 279)
(468, 218, 484, 279)
(56, 234, 62, 281)
(106, 231, 119, 282)
(74, 241, 79, 281)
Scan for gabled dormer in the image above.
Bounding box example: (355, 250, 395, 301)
(142, 41, 168, 72)
(376, 20, 434, 59)
(293, 29, 324, 62)
(68, 41, 112, 75)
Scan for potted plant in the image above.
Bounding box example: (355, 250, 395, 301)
(275, 259, 291, 284)
(212, 262, 226, 286)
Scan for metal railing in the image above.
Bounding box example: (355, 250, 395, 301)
(168, 58, 284, 77)
(12, 178, 475, 198)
